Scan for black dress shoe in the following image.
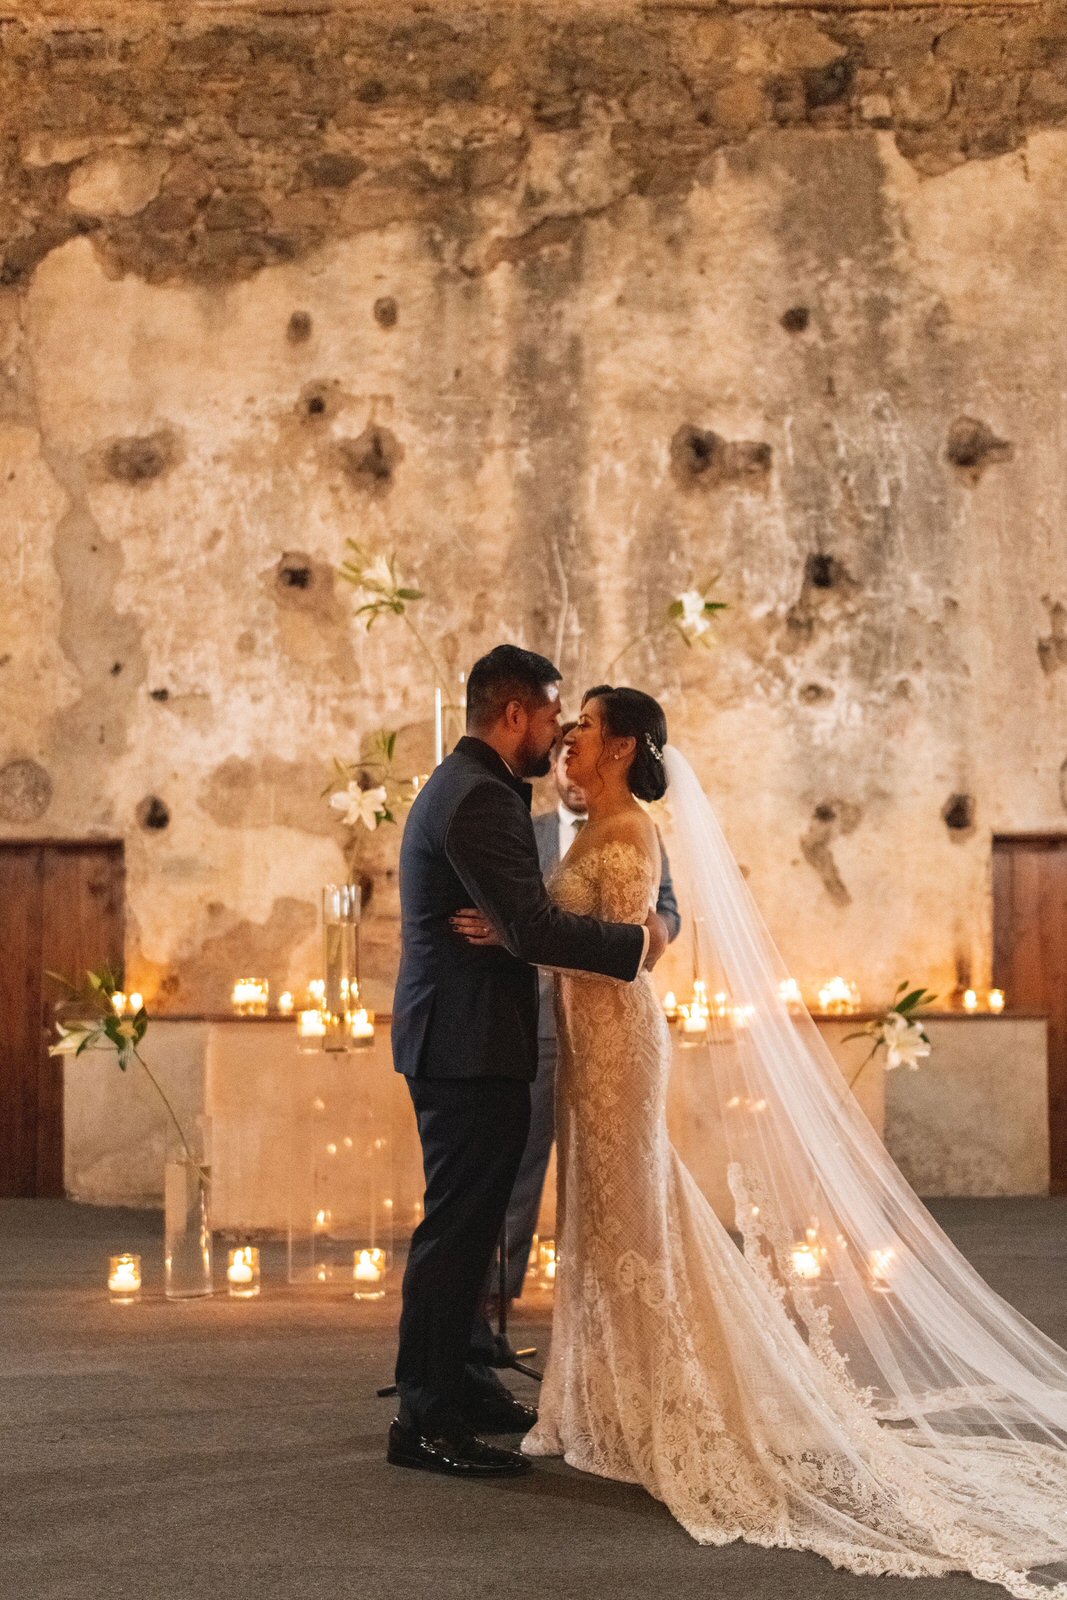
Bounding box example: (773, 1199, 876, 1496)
(386, 1419, 531, 1477)
(462, 1391, 538, 1434)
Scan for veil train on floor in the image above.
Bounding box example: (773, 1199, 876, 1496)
(660, 744, 1067, 1598)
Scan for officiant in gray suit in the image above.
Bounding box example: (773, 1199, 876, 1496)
(477, 719, 682, 1321)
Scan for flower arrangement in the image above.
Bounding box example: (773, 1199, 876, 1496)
(844, 981, 937, 1093)
(47, 967, 201, 1170)
(338, 541, 447, 680)
(325, 728, 418, 837)
(605, 578, 728, 675)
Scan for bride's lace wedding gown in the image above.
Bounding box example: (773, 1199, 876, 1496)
(523, 837, 1067, 1596)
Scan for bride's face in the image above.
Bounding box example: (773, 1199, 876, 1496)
(563, 699, 611, 791)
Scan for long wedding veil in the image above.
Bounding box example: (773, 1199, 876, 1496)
(662, 744, 1067, 1597)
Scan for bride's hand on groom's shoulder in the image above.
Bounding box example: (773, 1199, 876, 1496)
(644, 911, 668, 970)
(450, 908, 504, 947)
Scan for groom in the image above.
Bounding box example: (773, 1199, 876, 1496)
(389, 644, 669, 1478)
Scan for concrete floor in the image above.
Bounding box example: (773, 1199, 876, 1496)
(3, 1197, 1067, 1600)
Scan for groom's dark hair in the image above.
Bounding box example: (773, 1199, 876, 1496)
(466, 645, 561, 731)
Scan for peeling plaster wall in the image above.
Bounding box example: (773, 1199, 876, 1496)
(2, 2, 1067, 1016)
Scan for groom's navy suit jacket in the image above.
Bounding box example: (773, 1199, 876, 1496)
(392, 736, 646, 1083)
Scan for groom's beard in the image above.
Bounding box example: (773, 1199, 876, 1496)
(514, 736, 553, 780)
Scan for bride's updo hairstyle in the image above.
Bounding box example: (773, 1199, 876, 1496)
(581, 684, 669, 804)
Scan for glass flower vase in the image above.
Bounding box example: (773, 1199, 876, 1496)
(164, 1121, 213, 1299)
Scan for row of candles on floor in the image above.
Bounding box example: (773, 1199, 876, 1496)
(106, 1236, 561, 1304)
(108, 1229, 895, 1301)
(660, 977, 1007, 1037)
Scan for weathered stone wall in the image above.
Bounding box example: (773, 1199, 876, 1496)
(3, 1, 1067, 1013)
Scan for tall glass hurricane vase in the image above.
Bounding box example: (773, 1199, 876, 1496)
(323, 883, 360, 1052)
(164, 1119, 213, 1299)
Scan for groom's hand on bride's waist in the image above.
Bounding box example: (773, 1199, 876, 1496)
(644, 911, 668, 970)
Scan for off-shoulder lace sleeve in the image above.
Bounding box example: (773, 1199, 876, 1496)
(591, 838, 659, 921)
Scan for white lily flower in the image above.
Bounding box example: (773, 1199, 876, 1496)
(330, 781, 388, 830)
(882, 1012, 930, 1071)
(677, 589, 711, 641)
(356, 784, 388, 830)
(362, 554, 396, 594)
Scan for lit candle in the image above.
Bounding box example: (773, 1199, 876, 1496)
(791, 1244, 822, 1280)
(226, 1246, 260, 1298)
(128, 992, 144, 1014)
(963, 989, 979, 1012)
(348, 1007, 375, 1045)
(308, 979, 326, 1006)
(277, 991, 294, 1015)
(662, 990, 678, 1021)
(108, 1253, 142, 1302)
(988, 988, 1006, 1013)
(111, 992, 127, 1015)
(818, 977, 860, 1014)
(869, 1247, 895, 1293)
(353, 1247, 387, 1300)
(232, 979, 269, 1016)
(778, 978, 803, 1012)
(297, 1009, 326, 1050)
(538, 1239, 558, 1282)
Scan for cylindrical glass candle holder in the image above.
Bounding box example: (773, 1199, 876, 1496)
(108, 1253, 142, 1303)
(226, 1245, 260, 1299)
(322, 884, 361, 1053)
(164, 1122, 213, 1300)
(352, 1245, 388, 1300)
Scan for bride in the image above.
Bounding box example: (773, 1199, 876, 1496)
(461, 684, 1067, 1599)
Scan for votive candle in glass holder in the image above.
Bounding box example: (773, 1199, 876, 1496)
(108, 1253, 142, 1303)
(232, 979, 269, 1016)
(348, 1007, 375, 1047)
(988, 988, 1006, 1013)
(226, 1246, 260, 1298)
(297, 1009, 326, 1053)
(963, 989, 979, 1012)
(353, 1247, 387, 1300)
(537, 1238, 558, 1284)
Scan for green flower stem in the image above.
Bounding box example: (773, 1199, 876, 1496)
(401, 611, 447, 687)
(133, 1048, 208, 1181)
(604, 624, 664, 679)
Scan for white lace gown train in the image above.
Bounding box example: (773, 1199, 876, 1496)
(523, 840, 1067, 1597)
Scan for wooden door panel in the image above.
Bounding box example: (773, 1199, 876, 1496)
(0, 849, 44, 1196)
(993, 837, 1067, 1195)
(0, 841, 124, 1198)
